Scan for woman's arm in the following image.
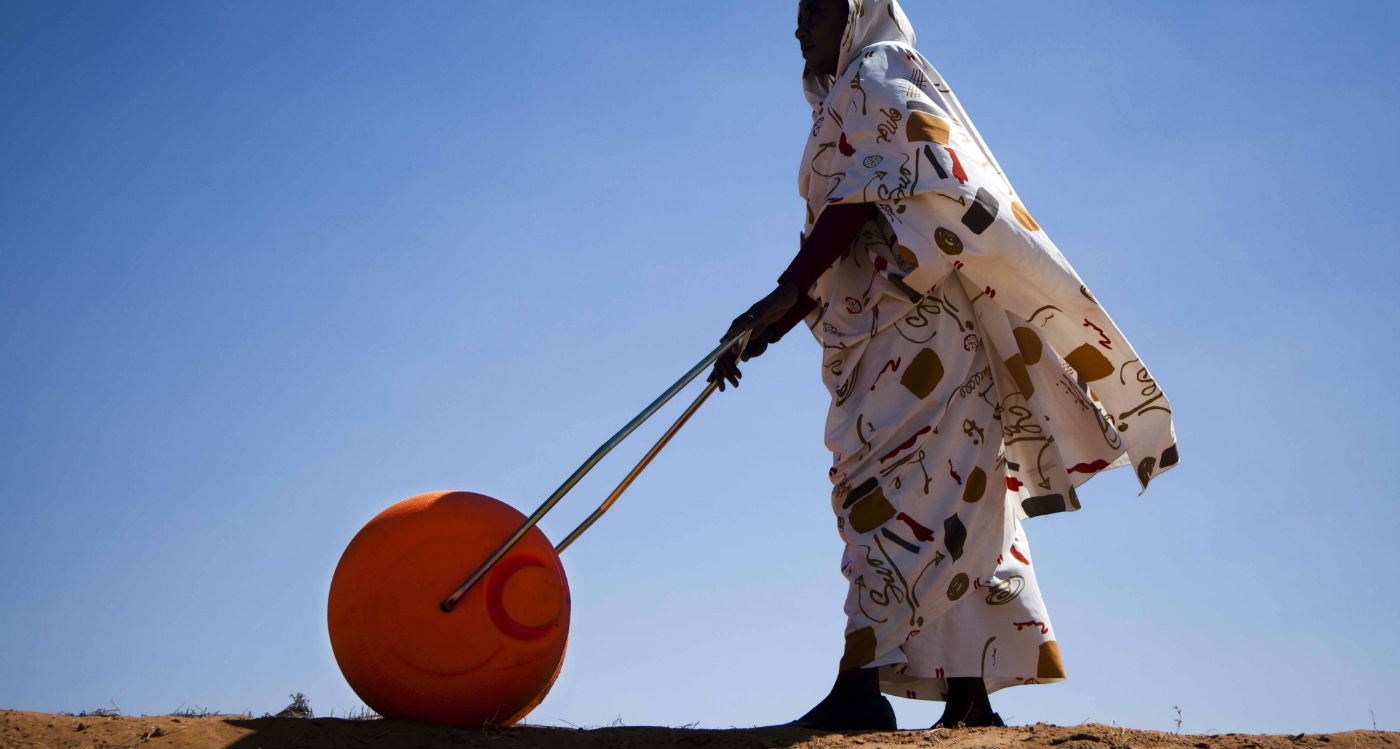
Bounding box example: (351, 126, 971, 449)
(708, 202, 877, 390)
(777, 202, 877, 301)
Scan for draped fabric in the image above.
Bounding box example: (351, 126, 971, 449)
(795, 0, 1178, 697)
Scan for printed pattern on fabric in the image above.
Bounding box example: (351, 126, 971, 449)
(796, 0, 1178, 698)
(828, 269, 1050, 689)
(883, 517, 1065, 697)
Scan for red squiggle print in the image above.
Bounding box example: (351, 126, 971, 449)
(1013, 620, 1050, 635)
(870, 357, 902, 391)
(1083, 318, 1112, 349)
(1067, 459, 1111, 475)
(1010, 545, 1030, 565)
(879, 426, 931, 464)
(947, 460, 962, 485)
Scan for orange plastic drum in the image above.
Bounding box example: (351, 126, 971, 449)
(328, 491, 569, 726)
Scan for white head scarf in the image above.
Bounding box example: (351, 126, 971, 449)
(803, 0, 916, 112)
(798, 0, 1007, 228)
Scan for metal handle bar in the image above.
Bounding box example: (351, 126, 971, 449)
(553, 378, 718, 554)
(440, 330, 749, 612)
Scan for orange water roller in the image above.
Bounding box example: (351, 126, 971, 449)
(327, 332, 748, 726)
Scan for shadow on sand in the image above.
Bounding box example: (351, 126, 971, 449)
(223, 718, 836, 748)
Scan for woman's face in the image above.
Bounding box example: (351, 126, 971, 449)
(796, 0, 847, 77)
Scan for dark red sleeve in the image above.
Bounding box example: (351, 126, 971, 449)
(769, 203, 876, 340)
(778, 202, 875, 291)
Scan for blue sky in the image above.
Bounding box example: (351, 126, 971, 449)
(2, 0, 1397, 735)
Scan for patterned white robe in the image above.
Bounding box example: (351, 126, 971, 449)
(797, 0, 1178, 699)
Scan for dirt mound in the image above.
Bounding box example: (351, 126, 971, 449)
(1, 710, 1394, 749)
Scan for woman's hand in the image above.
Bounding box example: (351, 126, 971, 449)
(707, 282, 801, 391)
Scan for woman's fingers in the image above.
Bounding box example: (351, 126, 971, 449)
(713, 283, 802, 385)
(723, 355, 742, 388)
(707, 351, 742, 391)
(741, 329, 771, 361)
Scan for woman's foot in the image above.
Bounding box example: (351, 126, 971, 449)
(932, 705, 1004, 728)
(789, 667, 897, 731)
(932, 677, 1003, 728)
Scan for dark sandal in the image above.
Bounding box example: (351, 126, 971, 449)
(932, 711, 1005, 729)
(787, 696, 897, 731)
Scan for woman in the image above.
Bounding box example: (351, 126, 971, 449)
(709, 0, 1179, 730)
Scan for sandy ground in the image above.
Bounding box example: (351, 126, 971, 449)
(2, 710, 1396, 749)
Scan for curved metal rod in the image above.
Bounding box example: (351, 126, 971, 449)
(553, 378, 718, 554)
(441, 330, 749, 612)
